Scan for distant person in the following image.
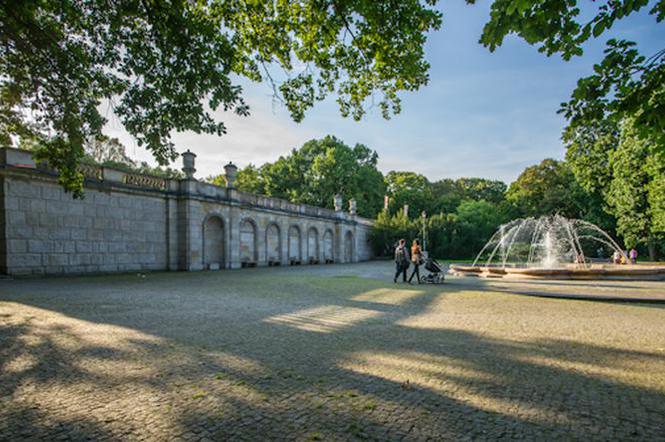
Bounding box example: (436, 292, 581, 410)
(393, 239, 410, 283)
(408, 239, 423, 284)
(596, 247, 605, 260)
(612, 250, 621, 264)
(629, 248, 638, 264)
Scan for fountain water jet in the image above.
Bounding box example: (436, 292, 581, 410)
(452, 215, 665, 280)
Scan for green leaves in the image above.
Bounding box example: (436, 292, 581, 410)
(565, 117, 665, 255)
(213, 136, 386, 218)
(506, 158, 588, 219)
(1, 0, 441, 195)
(478, 0, 653, 60)
(560, 39, 664, 157)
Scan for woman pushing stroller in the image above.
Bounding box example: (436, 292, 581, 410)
(408, 239, 423, 284)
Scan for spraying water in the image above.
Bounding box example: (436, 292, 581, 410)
(472, 215, 627, 269)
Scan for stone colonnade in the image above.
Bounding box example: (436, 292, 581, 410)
(0, 148, 373, 276)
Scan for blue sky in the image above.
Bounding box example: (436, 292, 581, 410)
(105, 1, 664, 184)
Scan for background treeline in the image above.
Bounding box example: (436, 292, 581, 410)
(209, 127, 665, 261)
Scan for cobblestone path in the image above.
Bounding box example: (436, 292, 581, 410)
(1, 262, 664, 441)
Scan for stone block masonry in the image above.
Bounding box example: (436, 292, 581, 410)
(0, 148, 373, 276)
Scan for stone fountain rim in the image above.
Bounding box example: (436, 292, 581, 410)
(449, 263, 665, 280)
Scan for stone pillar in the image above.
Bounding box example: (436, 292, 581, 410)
(177, 180, 204, 271)
(299, 221, 307, 265)
(352, 225, 358, 263)
(334, 222, 343, 264)
(166, 195, 179, 271)
(280, 219, 289, 266)
(227, 194, 241, 269)
(349, 199, 357, 216)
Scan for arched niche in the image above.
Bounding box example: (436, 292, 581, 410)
(307, 227, 319, 264)
(344, 230, 354, 263)
(240, 219, 258, 266)
(288, 225, 302, 264)
(266, 223, 281, 265)
(203, 215, 224, 270)
(323, 229, 334, 263)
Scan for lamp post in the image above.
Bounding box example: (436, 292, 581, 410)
(421, 210, 427, 252)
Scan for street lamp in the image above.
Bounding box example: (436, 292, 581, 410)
(421, 210, 427, 252)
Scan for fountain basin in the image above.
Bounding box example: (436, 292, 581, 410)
(450, 263, 665, 280)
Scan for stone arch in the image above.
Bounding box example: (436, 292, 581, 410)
(288, 225, 302, 264)
(307, 227, 319, 264)
(323, 229, 334, 263)
(203, 215, 225, 270)
(265, 223, 281, 265)
(344, 230, 354, 263)
(240, 218, 258, 266)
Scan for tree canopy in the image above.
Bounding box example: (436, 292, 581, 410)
(506, 159, 586, 219)
(208, 135, 386, 218)
(1, 0, 441, 196)
(566, 117, 664, 258)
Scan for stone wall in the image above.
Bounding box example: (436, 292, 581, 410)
(0, 148, 373, 276)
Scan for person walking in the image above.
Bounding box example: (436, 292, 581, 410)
(393, 239, 409, 283)
(629, 248, 638, 264)
(408, 239, 423, 284)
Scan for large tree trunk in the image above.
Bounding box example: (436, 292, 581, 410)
(647, 236, 657, 261)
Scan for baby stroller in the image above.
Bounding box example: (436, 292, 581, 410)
(421, 257, 444, 284)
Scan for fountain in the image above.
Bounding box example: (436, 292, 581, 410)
(450, 215, 665, 280)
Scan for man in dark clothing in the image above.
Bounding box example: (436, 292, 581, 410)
(393, 239, 410, 283)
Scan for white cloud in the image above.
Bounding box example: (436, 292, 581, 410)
(101, 96, 319, 178)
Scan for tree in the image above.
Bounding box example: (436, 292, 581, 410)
(564, 118, 620, 231)
(565, 116, 664, 259)
(385, 171, 433, 217)
(84, 136, 134, 165)
(369, 210, 419, 257)
(606, 121, 664, 259)
(207, 164, 264, 193)
(506, 159, 586, 218)
(1, 0, 441, 196)
(455, 178, 507, 204)
(429, 178, 463, 213)
(236, 165, 264, 195)
(453, 199, 508, 258)
(428, 177, 507, 214)
(219, 136, 386, 218)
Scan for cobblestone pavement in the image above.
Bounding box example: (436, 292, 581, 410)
(1, 262, 664, 441)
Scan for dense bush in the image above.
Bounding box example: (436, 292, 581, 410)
(370, 199, 509, 260)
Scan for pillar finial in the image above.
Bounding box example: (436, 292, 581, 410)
(181, 150, 197, 180)
(224, 162, 238, 188)
(334, 194, 343, 212)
